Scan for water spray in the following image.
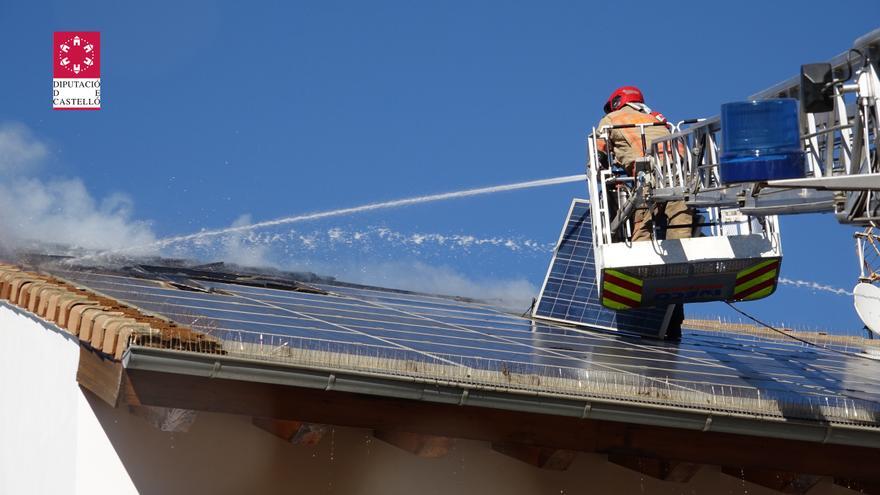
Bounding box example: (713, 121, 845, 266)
(73, 174, 587, 262)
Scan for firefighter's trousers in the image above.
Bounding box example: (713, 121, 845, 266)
(632, 201, 693, 242)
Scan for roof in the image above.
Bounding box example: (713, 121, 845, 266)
(0, 263, 220, 359)
(4, 258, 880, 451)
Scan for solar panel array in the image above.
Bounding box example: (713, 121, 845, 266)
(48, 267, 880, 424)
(533, 199, 670, 336)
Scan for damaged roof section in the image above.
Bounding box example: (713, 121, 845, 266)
(0, 264, 221, 359)
(124, 263, 331, 295)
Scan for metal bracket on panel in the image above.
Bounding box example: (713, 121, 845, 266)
(458, 389, 469, 406)
(702, 415, 713, 432)
(209, 361, 222, 378)
(581, 402, 592, 419)
(822, 424, 833, 444)
(325, 373, 336, 391)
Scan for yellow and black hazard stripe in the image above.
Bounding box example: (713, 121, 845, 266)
(602, 269, 643, 310)
(732, 258, 780, 301)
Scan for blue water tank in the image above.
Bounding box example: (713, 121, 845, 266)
(719, 99, 805, 183)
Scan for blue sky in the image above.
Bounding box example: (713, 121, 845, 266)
(1, 1, 878, 334)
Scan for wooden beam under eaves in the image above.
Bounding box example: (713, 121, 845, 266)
(252, 417, 327, 446)
(491, 442, 577, 471)
(129, 405, 198, 432)
(608, 453, 701, 482)
(76, 345, 123, 407)
(374, 430, 453, 458)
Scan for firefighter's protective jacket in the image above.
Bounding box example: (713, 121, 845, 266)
(595, 104, 669, 173)
(596, 103, 693, 241)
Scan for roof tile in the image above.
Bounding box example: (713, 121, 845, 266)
(0, 265, 220, 360)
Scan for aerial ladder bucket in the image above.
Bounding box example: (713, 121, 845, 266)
(587, 26, 880, 311)
(587, 117, 783, 310)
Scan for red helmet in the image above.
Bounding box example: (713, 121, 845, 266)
(604, 86, 644, 114)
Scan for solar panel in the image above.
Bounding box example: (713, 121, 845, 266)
(532, 199, 672, 337)
(47, 267, 880, 424)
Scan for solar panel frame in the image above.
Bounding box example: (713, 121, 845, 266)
(532, 199, 672, 337)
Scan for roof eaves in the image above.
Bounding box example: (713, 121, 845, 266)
(0, 264, 221, 359)
(123, 345, 880, 450)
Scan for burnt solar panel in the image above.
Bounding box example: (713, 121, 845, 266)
(48, 267, 880, 424)
(532, 199, 670, 336)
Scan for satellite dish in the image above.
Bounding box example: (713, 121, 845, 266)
(853, 282, 880, 338)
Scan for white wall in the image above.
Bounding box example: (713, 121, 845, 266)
(0, 303, 137, 495)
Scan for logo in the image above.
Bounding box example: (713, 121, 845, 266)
(654, 284, 724, 301)
(654, 288, 723, 301)
(53, 32, 101, 110)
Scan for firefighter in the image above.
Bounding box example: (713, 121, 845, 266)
(596, 86, 689, 341)
(595, 86, 694, 242)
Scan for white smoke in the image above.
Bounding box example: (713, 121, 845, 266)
(219, 214, 274, 267)
(0, 122, 156, 253)
(0, 123, 48, 175)
(326, 261, 537, 310)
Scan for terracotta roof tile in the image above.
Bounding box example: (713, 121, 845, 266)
(0, 264, 221, 359)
